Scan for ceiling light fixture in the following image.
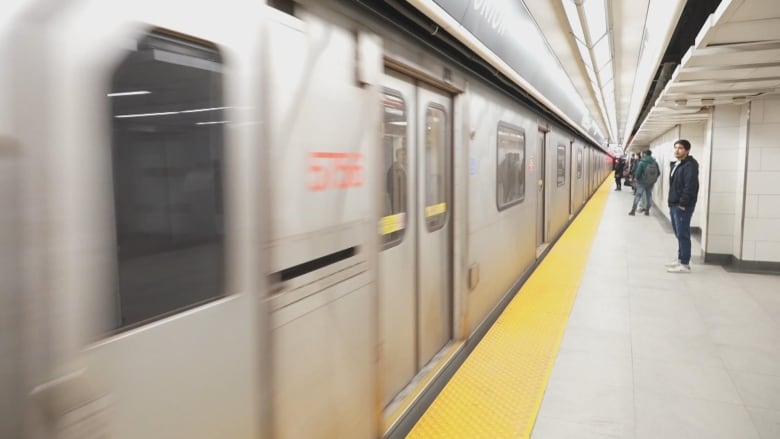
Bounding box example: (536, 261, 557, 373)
(563, 0, 617, 143)
(107, 90, 151, 97)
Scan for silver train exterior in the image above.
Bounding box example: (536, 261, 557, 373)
(0, 0, 612, 438)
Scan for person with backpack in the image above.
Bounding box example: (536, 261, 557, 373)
(628, 149, 660, 216)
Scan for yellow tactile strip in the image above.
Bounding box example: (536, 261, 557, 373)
(407, 176, 612, 439)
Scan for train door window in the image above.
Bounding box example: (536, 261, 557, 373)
(109, 31, 225, 330)
(557, 144, 566, 187)
(424, 105, 448, 231)
(577, 148, 582, 179)
(496, 122, 525, 210)
(381, 90, 407, 248)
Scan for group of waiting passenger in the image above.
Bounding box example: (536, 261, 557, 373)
(612, 150, 659, 215)
(612, 140, 700, 273)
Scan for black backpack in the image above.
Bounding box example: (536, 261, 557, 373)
(642, 161, 660, 186)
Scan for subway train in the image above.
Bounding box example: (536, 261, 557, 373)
(0, 0, 612, 438)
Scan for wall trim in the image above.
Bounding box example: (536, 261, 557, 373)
(739, 102, 751, 259)
(704, 252, 780, 275)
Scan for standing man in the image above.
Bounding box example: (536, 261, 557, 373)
(613, 156, 625, 191)
(628, 150, 660, 216)
(666, 139, 699, 273)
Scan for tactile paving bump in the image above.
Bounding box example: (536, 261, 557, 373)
(407, 179, 612, 439)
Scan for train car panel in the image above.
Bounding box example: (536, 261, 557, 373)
(267, 5, 381, 437)
(461, 81, 537, 333)
(9, 0, 270, 437)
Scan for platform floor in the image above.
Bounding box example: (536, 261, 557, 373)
(410, 178, 780, 438)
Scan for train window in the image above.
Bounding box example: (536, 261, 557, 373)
(496, 122, 526, 210)
(577, 148, 583, 179)
(381, 90, 407, 248)
(108, 31, 225, 330)
(424, 105, 448, 232)
(557, 144, 566, 187)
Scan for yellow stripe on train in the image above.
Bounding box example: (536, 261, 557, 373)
(380, 213, 406, 235)
(425, 202, 447, 218)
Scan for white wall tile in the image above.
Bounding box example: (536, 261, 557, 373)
(755, 241, 780, 262)
(733, 234, 743, 258)
(707, 234, 734, 254)
(744, 218, 780, 241)
(742, 240, 756, 260)
(761, 97, 780, 124)
(760, 148, 780, 171)
(748, 123, 780, 149)
(712, 126, 740, 150)
(711, 148, 741, 171)
(748, 148, 762, 171)
(709, 193, 737, 214)
(745, 195, 759, 218)
(709, 213, 736, 235)
(711, 170, 739, 193)
(714, 105, 743, 127)
(756, 195, 780, 218)
(746, 172, 780, 195)
(750, 99, 765, 124)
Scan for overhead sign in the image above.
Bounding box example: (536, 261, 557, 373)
(432, 0, 606, 145)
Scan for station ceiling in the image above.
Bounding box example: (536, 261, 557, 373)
(524, 0, 780, 150)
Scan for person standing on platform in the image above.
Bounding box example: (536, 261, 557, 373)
(628, 153, 639, 193)
(666, 139, 699, 273)
(628, 149, 660, 216)
(613, 157, 625, 191)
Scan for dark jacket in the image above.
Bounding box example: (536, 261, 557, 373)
(635, 155, 658, 186)
(668, 155, 699, 208)
(613, 159, 624, 175)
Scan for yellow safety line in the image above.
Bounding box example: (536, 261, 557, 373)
(407, 176, 613, 439)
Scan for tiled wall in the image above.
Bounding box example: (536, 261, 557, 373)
(648, 127, 678, 222)
(648, 123, 706, 229)
(645, 97, 780, 264)
(706, 104, 747, 257)
(699, 115, 713, 251)
(744, 96, 780, 262)
(680, 122, 706, 229)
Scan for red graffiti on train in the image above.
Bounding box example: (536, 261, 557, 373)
(307, 151, 364, 191)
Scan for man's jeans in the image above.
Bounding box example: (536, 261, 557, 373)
(632, 183, 652, 212)
(670, 205, 695, 265)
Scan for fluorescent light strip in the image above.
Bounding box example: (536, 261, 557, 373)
(115, 106, 229, 119)
(107, 90, 151, 97)
(180, 106, 229, 113)
(115, 111, 178, 119)
(195, 121, 229, 125)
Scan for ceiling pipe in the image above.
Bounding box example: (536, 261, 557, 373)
(633, 61, 676, 132)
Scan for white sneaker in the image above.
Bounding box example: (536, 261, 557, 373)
(667, 264, 691, 273)
(664, 259, 680, 268)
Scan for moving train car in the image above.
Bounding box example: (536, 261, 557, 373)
(0, 0, 611, 437)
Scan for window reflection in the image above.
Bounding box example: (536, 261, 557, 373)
(381, 91, 407, 248)
(497, 123, 526, 209)
(109, 32, 225, 330)
(425, 106, 447, 231)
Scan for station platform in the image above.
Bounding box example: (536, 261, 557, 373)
(407, 177, 780, 439)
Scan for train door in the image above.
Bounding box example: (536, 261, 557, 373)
(416, 84, 452, 368)
(379, 71, 452, 405)
(14, 2, 267, 438)
(569, 141, 575, 216)
(536, 129, 547, 249)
